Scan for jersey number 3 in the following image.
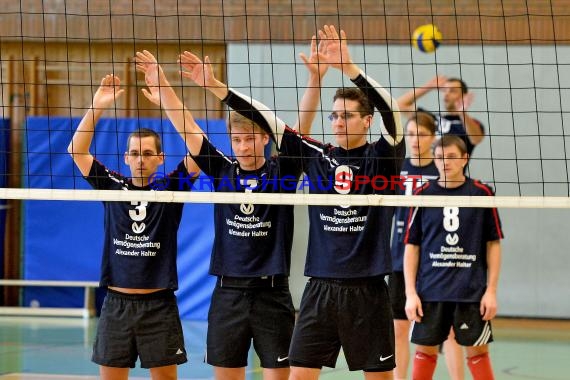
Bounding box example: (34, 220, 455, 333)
(129, 201, 148, 234)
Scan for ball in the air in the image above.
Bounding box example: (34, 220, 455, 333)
(412, 24, 442, 53)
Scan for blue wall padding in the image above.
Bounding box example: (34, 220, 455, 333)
(22, 116, 230, 319)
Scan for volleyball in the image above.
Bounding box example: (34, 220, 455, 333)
(412, 24, 442, 53)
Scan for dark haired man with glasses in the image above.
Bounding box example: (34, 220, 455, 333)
(198, 25, 405, 379)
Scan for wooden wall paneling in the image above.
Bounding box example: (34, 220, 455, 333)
(17, 43, 224, 119)
(2, 1, 570, 45)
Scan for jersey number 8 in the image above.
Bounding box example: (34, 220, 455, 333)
(443, 207, 460, 232)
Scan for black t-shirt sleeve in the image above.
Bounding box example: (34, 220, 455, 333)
(478, 184, 504, 241)
(84, 159, 122, 190)
(404, 206, 422, 245)
(352, 72, 404, 147)
(166, 159, 197, 191)
(483, 207, 503, 242)
(191, 138, 231, 179)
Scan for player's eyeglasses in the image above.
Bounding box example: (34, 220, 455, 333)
(128, 151, 160, 159)
(328, 112, 361, 122)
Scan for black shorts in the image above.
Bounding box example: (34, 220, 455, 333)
(388, 271, 407, 320)
(92, 289, 187, 369)
(289, 277, 395, 372)
(410, 302, 494, 347)
(206, 275, 295, 368)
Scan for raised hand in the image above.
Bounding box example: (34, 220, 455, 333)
(299, 35, 329, 79)
(178, 51, 217, 88)
(134, 50, 165, 107)
(456, 91, 474, 112)
(318, 25, 352, 72)
(426, 74, 448, 91)
(92, 74, 125, 110)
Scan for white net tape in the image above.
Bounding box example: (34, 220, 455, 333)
(2, 188, 569, 209)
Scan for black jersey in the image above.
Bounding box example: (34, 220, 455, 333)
(85, 159, 193, 289)
(390, 158, 438, 271)
(192, 137, 302, 277)
(296, 136, 404, 278)
(404, 178, 503, 302)
(223, 72, 405, 278)
(418, 107, 484, 155)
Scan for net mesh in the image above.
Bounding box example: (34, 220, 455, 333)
(1, 1, 569, 207)
(3, 1, 570, 333)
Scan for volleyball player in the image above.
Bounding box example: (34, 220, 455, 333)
(180, 24, 404, 379)
(403, 135, 503, 380)
(390, 112, 465, 380)
(67, 74, 200, 380)
(390, 111, 438, 380)
(136, 37, 327, 380)
(285, 25, 404, 380)
(397, 75, 484, 155)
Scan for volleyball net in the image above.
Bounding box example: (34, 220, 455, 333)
(0, 0, 569, 208)
(0, 1, 569, 321)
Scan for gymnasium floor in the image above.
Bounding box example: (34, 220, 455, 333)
(0, 317, 568, 379)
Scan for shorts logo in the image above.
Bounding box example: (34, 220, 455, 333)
(379, 354, 393, 362)
(460, 322, 469, 330)
(277, 356, 288, 362)
(176, 348, 184, 355)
